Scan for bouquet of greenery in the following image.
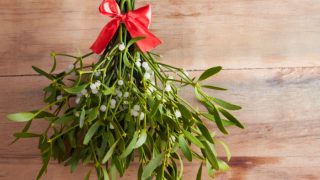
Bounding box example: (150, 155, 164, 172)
(7, 0, 243, 179)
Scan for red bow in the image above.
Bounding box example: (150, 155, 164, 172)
(90, 0, 162, 54)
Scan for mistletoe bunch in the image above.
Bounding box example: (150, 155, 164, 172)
(7, 0, 243, 179)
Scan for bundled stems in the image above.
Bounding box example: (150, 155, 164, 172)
(7, 0, 243, 179)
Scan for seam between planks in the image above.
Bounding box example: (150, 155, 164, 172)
(1, 66, 320, 78)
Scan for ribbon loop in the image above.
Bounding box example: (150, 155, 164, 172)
(91, 0, 161, 54)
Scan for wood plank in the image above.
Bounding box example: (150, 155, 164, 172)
(0, 157, 319, 180)
(0, 68, 320, 179)
(1, 0, 320, 75)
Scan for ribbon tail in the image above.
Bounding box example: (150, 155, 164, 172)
(90, 18, 121, 54)
(125, 19, 162, 52)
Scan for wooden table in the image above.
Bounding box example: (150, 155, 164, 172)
(1, 0, 319, 179)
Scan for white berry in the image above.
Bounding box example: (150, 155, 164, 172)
(92, 89, 99, 94)
(95, 80, 101, 87)
(165, 84, 172, 92)
(90, 83, 97, 90)
(100, 105, 107, 112)
(56, 95, 63, 101)
(124, 92, 130, 98)
(118, 80, 124, 86)
(175, 110, 182, 118)
(81, 89, 88, 95)
(142, 62, 149, 70)
(135, 61, 141, 68)
(139, 112, 145, 121)
(144, 73, 151, 80)
(75, 97, 81, 104)
(119, 43, 126, 51)
(133, 105, 140, 111)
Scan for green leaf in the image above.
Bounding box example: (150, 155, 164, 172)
(7, 112, 35, 122)
(103, 86, 115, 96)
(201, 85, 227, 91)
(32, 111, 55, 119)
(32, 66, 54, 80)
(217, 140, 231, 161)
(218, 108, 244, 129)
(202, 142, 219, 170)
(84, 170, 91, 180)
(87, 108, 99, 123)
(204, 103, 228, 134)
(123, 52, 132, 68)
(141, 153, 164, 179)
(202, 113, 236, 127)
(178, 135, 192, 161)
(102, 140, 119, 164)
(194, 86, 205, 102)
(196, 163, 203, 180)
(177, 104, 192, 119)
(134, 130, 147, 149)
(64, 84, 88, 94)
(127, 36, 145, 48)
(110, 164, 117, 180)
(79, 108, 85, 128)
(36, 150, 51, 180)
(205, 159, 216, 178)
(198, 66, 222, 81)
(102, 167, 110, 180)
(119, 131, 139, 158)
(54, 115, 73, 124)
(211, 97, 241, 111)
(217, 160, 229, 172)
(83, 121, 102, 145)
(197, 123, 214, 144)
(10, 120, 33, 145)
(14, 132, 41, 138)
(150, 100, 161, 117)
(50, 53, 57, 73)
(182, 130, 205, 149)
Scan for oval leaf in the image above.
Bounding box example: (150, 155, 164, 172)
(182, 130, 205, 149)
(14, 132, 41, 138)
(177, 104, 192, 119)
(198, 66, 222, 81)
(217, 140, 231, 161)
(204, 103, 228, 134)
(218, 108, 244, 129)
(141, 153, 164, 179)
(64, 84, 88, 94)
(134, 130, 147, 149)
(119, 132, 139, 158)
(79, 109, 86, 128)
(32, 66, 54, 80)
(196, 163, 203, 180)
(102, 140, 119, 164)
(178, 135, 192, 161)
(201, 85, 227, 91)
(7, 112, 35, 122)
(127, 36, 145, 48)
(211, 97, 241, 111)
(83, 121, 102, 145)
(197, 123, 214, 144)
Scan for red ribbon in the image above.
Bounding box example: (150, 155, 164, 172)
(90, 0, 162, 54)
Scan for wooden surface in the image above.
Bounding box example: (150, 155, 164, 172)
(1, 0, 320, 179)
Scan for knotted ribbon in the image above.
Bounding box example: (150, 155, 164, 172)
(90, 0, 162, 54)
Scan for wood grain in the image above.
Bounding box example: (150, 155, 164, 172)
(1, 157, 319, 180)
(1, 0, 320, 179)
(1, 0, 320, 75)
(1, 69, 320, 179)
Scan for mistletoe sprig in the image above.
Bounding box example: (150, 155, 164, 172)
(7, 0, 243, 179)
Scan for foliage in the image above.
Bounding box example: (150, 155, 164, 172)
(7, 0, 243, 179)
